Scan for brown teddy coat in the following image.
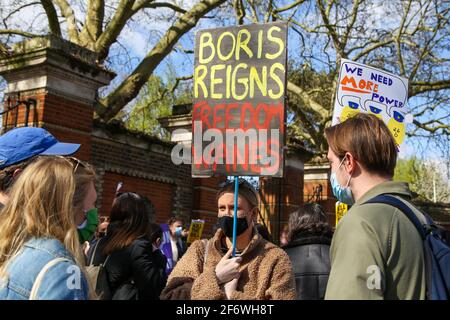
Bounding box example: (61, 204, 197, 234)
(160, 228, 296, 300)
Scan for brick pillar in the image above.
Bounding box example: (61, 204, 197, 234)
(303, 162, 336, 226)
(259, 148, 307, 244)
(0, 36, 115, 161)
(192, 176, 226, 238)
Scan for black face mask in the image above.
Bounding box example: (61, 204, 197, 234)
(217, 216, 249, 238)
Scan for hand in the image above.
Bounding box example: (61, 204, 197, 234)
(224, 277, 239, 300)
(82, 241, 90, 257)
(215, 247, 242, 285)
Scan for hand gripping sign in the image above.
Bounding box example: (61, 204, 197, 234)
(332, 59, 413, 149)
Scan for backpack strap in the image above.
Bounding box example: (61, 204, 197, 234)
(364, 194, 429, 239)
(89, 238, 110, 267)
(89, 239, 101, 266)
(364, 194, 443, 300)
(29, 257, 70, 300)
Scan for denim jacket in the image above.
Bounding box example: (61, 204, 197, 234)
(0, 238, 89, 300)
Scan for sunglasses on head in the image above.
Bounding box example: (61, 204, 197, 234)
(115, 191, 140, 199)
(218, 178, 253, 189)
(56, 156, 87, 173)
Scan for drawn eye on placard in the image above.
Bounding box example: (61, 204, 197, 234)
(388, 109, 406, 146)
(369, 105, 382, 114)
(393, 110, 405, 123)
(363, 100, 385, 120)
(339, 95, 363, 122)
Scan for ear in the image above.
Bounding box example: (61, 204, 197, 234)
(344, 152, 357, 174)
(250, 207, 259, 223)
(12, 168, 22, 179)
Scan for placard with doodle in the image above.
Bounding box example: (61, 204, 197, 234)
(332, 59, 413, 149)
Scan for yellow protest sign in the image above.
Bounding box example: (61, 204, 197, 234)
(335, 201, 348, 227)
(187, 219, 205, 244)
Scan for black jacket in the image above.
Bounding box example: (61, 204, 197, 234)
(88, 235, 167, 300)
(283, 231, 332, 300)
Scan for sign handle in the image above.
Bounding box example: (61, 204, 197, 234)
(232, 176, 239, 257)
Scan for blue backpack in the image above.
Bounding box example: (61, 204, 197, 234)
(365, 194, 450, 300)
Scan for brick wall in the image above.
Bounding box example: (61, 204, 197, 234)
(192, 176, 226, 238)
(90, 123, 194, 225)
(100, 171, 174, 224)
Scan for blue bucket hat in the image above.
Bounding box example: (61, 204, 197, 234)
(0, 127, 81, 169)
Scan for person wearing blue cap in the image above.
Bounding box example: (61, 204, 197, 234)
(0, 127, 80, 209)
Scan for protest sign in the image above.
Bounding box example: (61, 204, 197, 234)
(159, 223, 174, 275)
(192, 22, 288, 177)
(335, 201, 348, 227)
(332, 59, 412, 149)
(186, 219, 205, 244)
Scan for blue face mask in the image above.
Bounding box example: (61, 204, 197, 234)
(175, 226, 183, 237)
(330, 157, 354, 205)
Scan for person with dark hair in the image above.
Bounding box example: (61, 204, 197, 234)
(255, 223, 272, 242)
(167, 216, 188, 266)
(283, 203, 333, 300)
(0, 127, 80, 209)
(87, 192, 167, 300)
(161, 178, 296, 300)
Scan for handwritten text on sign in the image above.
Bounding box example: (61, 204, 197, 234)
(332, 59, 411, 148)
(192, 22, 287, 177)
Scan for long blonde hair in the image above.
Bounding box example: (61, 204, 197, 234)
(0, 156, 93, 298)
(71, 157, 96, 222)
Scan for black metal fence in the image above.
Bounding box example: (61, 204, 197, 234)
(0, 93, 38, 133)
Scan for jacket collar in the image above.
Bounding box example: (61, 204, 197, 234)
(24, 237, 74, 260)
(211, 227, 264, 258)
(284, 233, 332, 248)
(354, 181, 412, 206)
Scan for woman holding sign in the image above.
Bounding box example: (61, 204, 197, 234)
(160, 179, 295, 300)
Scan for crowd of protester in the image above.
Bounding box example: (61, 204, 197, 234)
(0, 114, 447, 300)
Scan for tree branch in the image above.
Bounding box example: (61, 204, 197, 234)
(133, 75, 193, 113)
(273, 0, 306, 14)
(96, 0, 227, 122)
(54, 0, 81, 44)
(341, 0, 360, 50)
(316, 0, 344, 58)
(95, 0, 135, 61)
(350, 38, 395, 61)
(395, 0, 412, 76)
(3, 2, 40, 29)
(247, 0, 260, 23)
(143, 2, 189, 14)
(410, 80, 450, 97)
(40, 0, 62, 37)
(233, 0, 245, 25)
(80, 0, 104, 49)
(409, 15, 447, 81)
(287, 81, 330, 117)
(0, 29, 40, 38)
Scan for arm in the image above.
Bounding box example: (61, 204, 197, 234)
(325, 213, 388, 300)
(227, 249, 296, 300)
(160, 240, 225, 300)
(263, 251, 296, 300)
(130, 239, 168, 300)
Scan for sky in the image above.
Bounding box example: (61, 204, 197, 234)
(0, 0, 448, 168)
